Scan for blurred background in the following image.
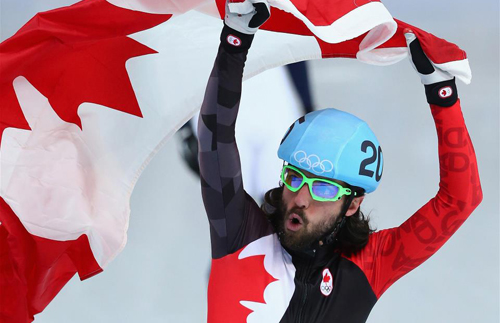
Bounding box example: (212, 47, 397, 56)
(1, 0, 498, 322)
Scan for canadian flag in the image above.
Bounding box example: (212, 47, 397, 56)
(0, 0, 471, 321)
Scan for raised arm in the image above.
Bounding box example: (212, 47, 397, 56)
(347, 30, 483, 298)
(198, 1, 272, 259)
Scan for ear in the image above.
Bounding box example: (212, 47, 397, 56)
(345, 196, 364, 217)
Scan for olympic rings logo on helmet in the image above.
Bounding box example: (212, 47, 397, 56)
(293, 150, 334, 174)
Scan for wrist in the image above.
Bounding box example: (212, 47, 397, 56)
(424, 79, 458, 107)
(220, 24, 255, 53)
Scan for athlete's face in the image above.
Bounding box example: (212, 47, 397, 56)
(279, 168, 363, 251)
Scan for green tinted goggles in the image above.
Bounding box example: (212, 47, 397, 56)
(281, 164, 353, 202)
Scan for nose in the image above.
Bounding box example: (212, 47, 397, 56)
(293, 184, 312, 209)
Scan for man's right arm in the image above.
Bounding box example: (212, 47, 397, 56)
(198, 3, 272, 260)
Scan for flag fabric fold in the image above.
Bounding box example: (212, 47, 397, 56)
(0, 0, 471, 321)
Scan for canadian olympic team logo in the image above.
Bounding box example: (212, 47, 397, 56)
(293, 151, 334, 174)
(320, 268, 333, 296)
(227, 34, 241, 47)
(439, 86, 453, 99)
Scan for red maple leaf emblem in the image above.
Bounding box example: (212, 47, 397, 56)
(441, 89, 447, 96)
(0, 0, 171, 143)
(323, 273, 331, 283)
(208, 247, 277, 322)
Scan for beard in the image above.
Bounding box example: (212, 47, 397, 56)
(277, 201, 340, 252)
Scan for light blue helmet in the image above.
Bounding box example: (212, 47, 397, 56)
(278, 108, 383, 193)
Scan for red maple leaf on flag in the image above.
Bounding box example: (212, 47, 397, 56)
(0, 0, 172, 143)
(0, 1, 171, 321)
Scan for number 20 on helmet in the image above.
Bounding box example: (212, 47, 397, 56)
(278, 108, 383, 194)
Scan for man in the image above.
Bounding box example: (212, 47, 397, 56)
(197, 1, 482, 322)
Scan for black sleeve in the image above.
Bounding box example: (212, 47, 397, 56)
(197, 26, 274, 259)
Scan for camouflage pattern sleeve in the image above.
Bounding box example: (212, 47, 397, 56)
(198, 30, 274, 260)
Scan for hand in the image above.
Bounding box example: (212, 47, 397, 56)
(404, 28, 458, 107)
(404, 29, 454, 85)
(225, 0, 271, 35)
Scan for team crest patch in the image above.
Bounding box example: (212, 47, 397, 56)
(320, 268, 333, 296)
(227, 34, 241, 47)
(438, 86, 453, 99)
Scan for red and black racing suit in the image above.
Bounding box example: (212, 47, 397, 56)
(198, 29, 482, 323)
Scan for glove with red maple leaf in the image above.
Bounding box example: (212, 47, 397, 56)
(221, 0, 270, 53)
(405, 29, 458, 107)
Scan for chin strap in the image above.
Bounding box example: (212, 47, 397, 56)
(322, 216, 346, 245)
(321, 194, 354, 246)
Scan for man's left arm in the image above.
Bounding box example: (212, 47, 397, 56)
(349, 31, 483, 298)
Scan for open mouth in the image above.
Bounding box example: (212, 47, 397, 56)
(286, 213, 304, 232)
